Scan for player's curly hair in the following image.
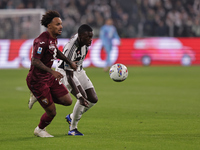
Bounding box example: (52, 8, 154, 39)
(78, 24, 93, 35)
(41, 10, 60, 27)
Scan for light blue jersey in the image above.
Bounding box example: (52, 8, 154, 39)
(100, 25, 120, 46)
(100, 24, 120, 67)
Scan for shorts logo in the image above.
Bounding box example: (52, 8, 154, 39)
(41, 98, 49, 105)
(37, 47, 42, 54)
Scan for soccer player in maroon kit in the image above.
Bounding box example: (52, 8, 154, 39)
(26, 11, 77, 137)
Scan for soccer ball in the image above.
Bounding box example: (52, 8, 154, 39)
(109, 63, 128, 82)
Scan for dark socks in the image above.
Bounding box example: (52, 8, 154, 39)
(38, 112, 54, 129)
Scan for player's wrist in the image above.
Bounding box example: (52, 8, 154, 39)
(49, 69, 54, 74)
(68, 60, 72, 65)
(76, 93, 82, 99)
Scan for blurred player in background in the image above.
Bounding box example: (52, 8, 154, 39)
(56, 24, 98, 136)
(26, 10, 77, 137)
(100, 18, 120, 72)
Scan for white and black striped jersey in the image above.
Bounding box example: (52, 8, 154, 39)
(57, 34, 89, 71)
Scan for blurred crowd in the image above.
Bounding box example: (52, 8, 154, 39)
(0, 0, 200, 39)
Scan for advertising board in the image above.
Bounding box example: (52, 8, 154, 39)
(0, 37, 199, 68)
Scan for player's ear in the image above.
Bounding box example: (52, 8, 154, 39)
(47, 23, 51, 29)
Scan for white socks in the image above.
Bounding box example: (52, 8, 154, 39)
(70, 99, 95, 130)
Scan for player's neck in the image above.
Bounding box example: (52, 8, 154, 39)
(77, 37, 84, 47)
(47, 30, 57, 39)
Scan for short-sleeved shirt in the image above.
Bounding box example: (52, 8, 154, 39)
(26, 31, 69, 108)
(100, 25, 120, 45)
(56, 34, 94, 92)
(27, 31, 58, 83)
(57, 34, 88, 72)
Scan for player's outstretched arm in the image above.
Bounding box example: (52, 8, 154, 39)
(32, 57, 53, 73)
(56, 49, 77, 71)
(32, 57, 63, 81)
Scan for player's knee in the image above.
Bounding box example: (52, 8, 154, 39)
(60, 94, 73, 106)
(51, 112, 57, 118)
(45, 103, 57, 118)
(64, 97, 73, 106)
(89, 95, 98, 103)
(66, 100, 72, 106)
(47, 110, 57, 118)
(93, 96, 98, 103)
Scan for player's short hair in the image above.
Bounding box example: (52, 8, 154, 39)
(41, 10, 60, 27)
(78, 24, 93, 35)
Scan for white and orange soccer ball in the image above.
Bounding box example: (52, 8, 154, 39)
(109, 63, 128, 82)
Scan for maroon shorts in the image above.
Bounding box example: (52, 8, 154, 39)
(26, 76, 69, 108)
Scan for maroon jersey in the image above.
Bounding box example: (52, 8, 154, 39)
(27, 31, 58, 83)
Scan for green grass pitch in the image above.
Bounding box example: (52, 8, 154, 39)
(0, 66, 200, 150)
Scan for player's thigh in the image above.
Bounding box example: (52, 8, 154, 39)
(27, 81, 54, 109)
(104, 43, 112, 53)
(50, 77, 72, 105)
(56, 93, 72, 106)
(75, 70, 98, 103)
(57, 68, 80, 93)
(71, 85, 87, 99)
(75, 70, 94, 90)
(85, 88, 98, 103)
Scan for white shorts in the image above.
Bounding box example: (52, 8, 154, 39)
(56, 68, 94, 92)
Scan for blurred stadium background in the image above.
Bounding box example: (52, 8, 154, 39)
(1, 1, 200, 149)
(0, 0, 200, 68)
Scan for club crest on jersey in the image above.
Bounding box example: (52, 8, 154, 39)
(37, 47, 42, 54)
(49, 44, 56, 50)
(76, 50, 81, 58)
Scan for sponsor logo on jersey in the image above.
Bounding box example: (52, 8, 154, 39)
(40, 41, 45, 44)
(41, 98, 49, 105)
(64, 64, 69, 67)
(37, 47, 42, 54)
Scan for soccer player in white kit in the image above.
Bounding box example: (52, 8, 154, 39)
(56, 24, 98, 135)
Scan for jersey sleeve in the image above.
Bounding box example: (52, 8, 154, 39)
(113, 26, 120, 40)
(63, 43, 74, 71)
(32, 39, 47, 60)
